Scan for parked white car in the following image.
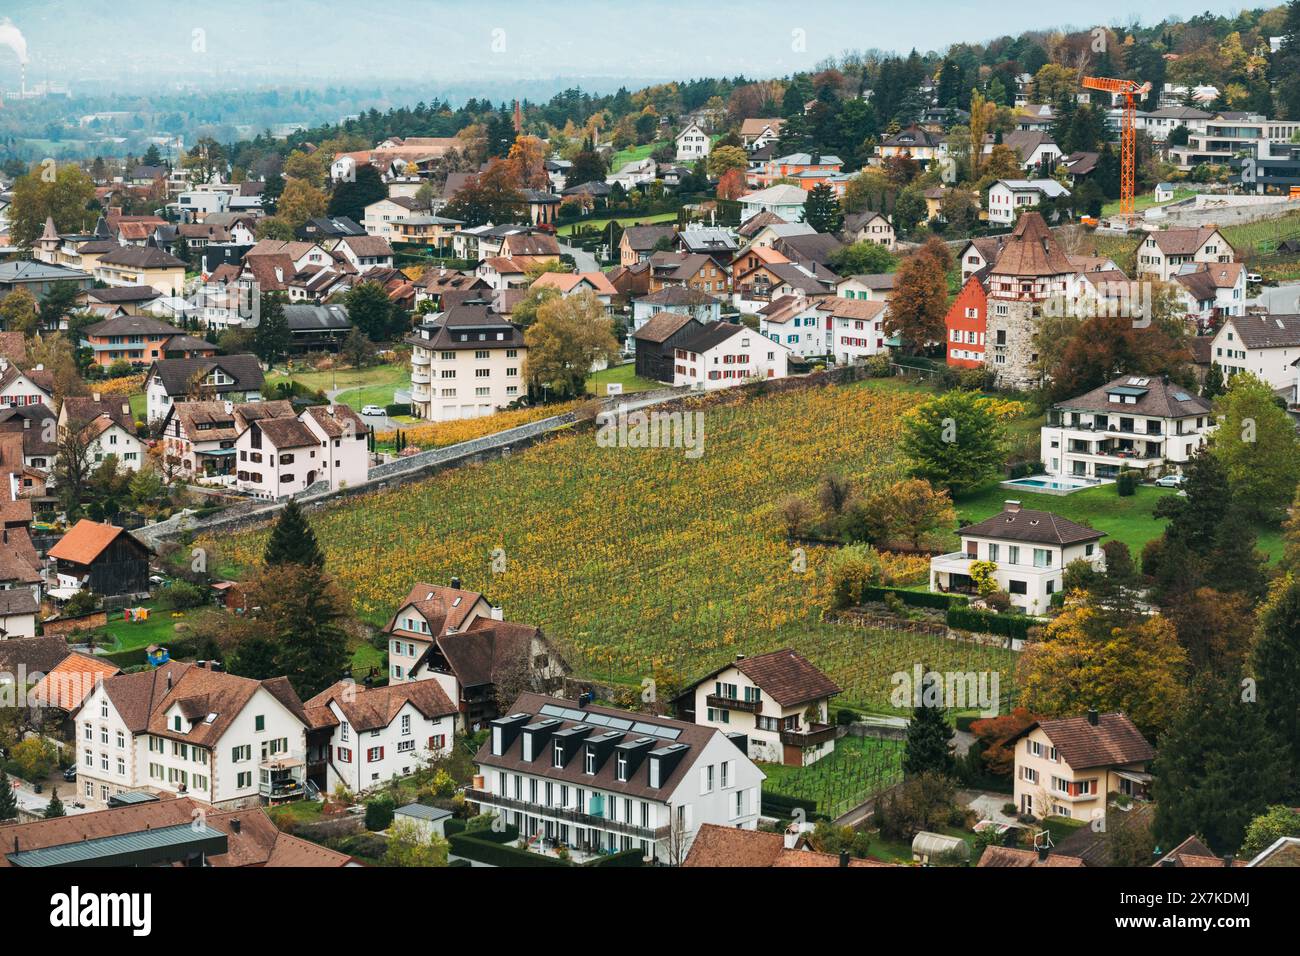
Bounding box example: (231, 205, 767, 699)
(1153, 473, 1184, 488)
(361, 405, 385, 416)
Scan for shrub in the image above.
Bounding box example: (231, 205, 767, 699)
(157, 579, 206, 611)
(1115, 469, 1139, 496)
(947, 605, 1035, 639)
(364, 795, 395, 831)
(63, 589, 99, 618)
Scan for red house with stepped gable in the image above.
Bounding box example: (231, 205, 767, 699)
(945, 275, 988, 369)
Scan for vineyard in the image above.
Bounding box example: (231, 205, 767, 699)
(209, 378, 1021, 720)
(761, 736, 905, 819)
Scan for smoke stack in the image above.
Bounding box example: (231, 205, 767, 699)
(450, 576, 461, 590)
(1037, 844, 1049, 862)
(1004, 500, 1022, 513)
(839, 850, 850, 868)
(231, 818, 241, 834)
(1087, 708, 1099, 726)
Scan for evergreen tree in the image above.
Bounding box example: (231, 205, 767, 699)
(327, 164, 388, 222)
(254, 291, 291, 366)
(255, 564, 352, 698)
(44, 787, 66, 819)
(1200, 362, 1225, 399)
(802, 183, 843, 234)
(263, 499, 326, 570)
(1153, 676, 1287, 853)
(1252, 574, 1300, 787)
(0, 769, 17, 821)
(903, 673, 956, 776)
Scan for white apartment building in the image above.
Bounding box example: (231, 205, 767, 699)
(305, 680, 458, 794)
(1172, 261, 1246, 327)
(1168, 113, 1300, 170)
(233, 402, 368, 498)
(407, 302, 527, 421)
(1134, 227, 1234, 281)
(1041, 376, 1214, 481)
(929, 501, 1105, 615)
(684, 648, 841, 767)
(469, 693, 765, 863)
(673, 321, 790, 390)
(1210, 313, 1300, 392)
(74, 661, 310, 810)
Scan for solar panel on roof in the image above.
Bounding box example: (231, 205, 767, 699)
(1173, 392, 1192, 401)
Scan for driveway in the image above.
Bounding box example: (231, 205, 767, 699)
(557, 241, 599, 273)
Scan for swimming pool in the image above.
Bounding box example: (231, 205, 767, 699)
(999, 474, 1106, 496)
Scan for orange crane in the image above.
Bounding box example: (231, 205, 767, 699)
(1081, 75, 1152, 221)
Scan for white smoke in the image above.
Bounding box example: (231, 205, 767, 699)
(0, 19, 29, 66)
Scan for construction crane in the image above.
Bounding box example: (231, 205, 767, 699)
(1081, 75, 1152, 222)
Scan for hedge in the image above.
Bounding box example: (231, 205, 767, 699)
(583, 848, 644, 867)
(864, 586, 967, 610)
(761, 791, 822, 820)
(946, 606, 1036, 640)
(446, 831, 572, 867)
(385, 403, 412, 417)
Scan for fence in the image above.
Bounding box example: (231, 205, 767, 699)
(40, 610, 108, 637)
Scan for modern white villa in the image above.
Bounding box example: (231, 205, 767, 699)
(929, 502, 1105, 614)
(1039, 375, 1214, 480)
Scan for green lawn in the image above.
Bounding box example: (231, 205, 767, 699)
(1101, 187, 1196, 218)
(128, 393, 146, 423)
(265, 362, 410, 404)
(88, 602, 204, 653)
(585, 363, 661, 396)
(955, 481, 1284, 563)
(558, 211, 678, 237)
(609, 141, 664, 171)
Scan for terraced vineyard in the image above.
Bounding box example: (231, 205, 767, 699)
(209, 378, 1020, 716)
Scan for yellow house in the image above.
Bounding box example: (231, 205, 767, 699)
(94, 245, 188, 297)
(1009, 710, 1155, 824)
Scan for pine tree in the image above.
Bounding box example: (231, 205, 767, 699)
(802, 183, 843, 234)
(1153, 676, 1287, 853)
(1252, 574, 1300, 786)
(1200, 362, 1225, 400)
(263, 499, 325, 570)
(0, 769, 17, 822)
(903, 672, 956, 776)
(254, 292, 291, 366)
(44, 787, 66, 819)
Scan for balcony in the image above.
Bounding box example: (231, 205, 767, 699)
(259, 756, 307, 801)
(410, 371, 431, 385)
(780, 723, 837, 748)
(464, 788, 669, 841)
(706, 694, 761, 714)
(411, 352, 431, 367)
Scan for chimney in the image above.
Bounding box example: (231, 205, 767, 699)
(450, 576, 461, 590)
(1087, 708, 1099, 726)
(1004, 500, 1022, 513)
(735, 653, 745, 662)
(93, 392, 101, 402)
(224, 400, 233, 415)
(1222, 854, 1234, 867)
(231, 818, 241, 834)
(1037, 844, 1050, 862)
(22, 419, 28, 429)
(839, 850, 850, 868)
(166, 673, 173, 691)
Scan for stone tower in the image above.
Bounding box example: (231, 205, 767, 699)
(984, 212, 1076, 391)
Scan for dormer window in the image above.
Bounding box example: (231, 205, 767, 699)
(616, 753, 628, 781)
(585, 747, 596, 775)
(553, 740, 564, 768)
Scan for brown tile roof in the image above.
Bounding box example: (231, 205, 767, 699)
(305, 678, 456, 732)
(436, 617, 545, 688)
(1154, 835, 1244, 867)
(61, 396, 136, 434)
(1016, 712, 1155, 770)
(1146, 226, 1225, 257)
(622, 224, 676, 251)
(384, 582, 486, 637)
(0, 332, 27, 364)
(632, 312, 696, 344)
(31, 652, 121, 711)
(1052, 375, 1210, 419)
(959, 507, 1104, 547)
(734, 648, 841, 708)
(143, 663, 307, 747)
(683, 824, 892, 867)
(0, 526, 41, 585)
(252, 416, 317, 449)
(1223, 313, 1300, 350)
(302, 402, 367, 440)
(817, 296, 887, 322)
(990, 212, 1074, 278)
(502, 233, 561, 258)
(48, 519, 131, 565)
(0, 635, 70, 676)
(977, 845, 1085, 867)
(530, 272, 618, 296)
(0, 796, 352, 868)
(474, 692, 727, 801)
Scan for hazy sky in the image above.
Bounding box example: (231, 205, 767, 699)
(0, 0, 1264, 90)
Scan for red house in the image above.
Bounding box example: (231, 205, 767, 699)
(945, 276, 988, 369)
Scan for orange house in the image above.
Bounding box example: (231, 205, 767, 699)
(945, 276, 988, 369)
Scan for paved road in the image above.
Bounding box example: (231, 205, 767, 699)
(558, 241, 599, 273)
(326, 386, 403, 432)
